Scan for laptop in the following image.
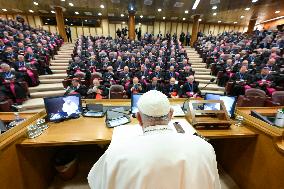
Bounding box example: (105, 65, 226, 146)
(44, 94, 82, 122)
(204, 93, 237, 118)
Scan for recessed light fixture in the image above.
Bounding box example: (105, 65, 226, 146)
(140, 15, 143, 18)
(218, 20, 221, 23)
(252, 0, 258, 2)
(65, 19, 68, 21)
(33, 2, 39, 6)
(29, 10, 34, 13)
(70, 23, 73, 25)
(51, 10, 55, 13)
(61, 0, 65, 1)
(47, 18, 50, 20)
(213, 12, 217, 16)
(85, 19, 87, 22)
(212, 6, 217, 10)
(138, 22, 141, 25)
(121, 13, 124, 17)
(183, 18, 186, 20)
(100, 4, 105, 8)
(234, 22, 238, 24)
(245, 7, 250, 11)
(45, 22, 48, 24)
(163, 16, 166, 19)
(2, 9, 7, 12)
(192, 0, 200, 10)
(158, 8, 162, 12)
(198, 18, 202, 21)
(122, 21, 125, 24)
(275, 10, 280, 14)
(69, 3, 74, 6)
(98, 12, 102, 16)
(185, 10, 189, 14)
(75, 11, 79, 15)
(240, 15, 244, 19)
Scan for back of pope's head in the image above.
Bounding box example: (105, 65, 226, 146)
(136, 90, 173, 127)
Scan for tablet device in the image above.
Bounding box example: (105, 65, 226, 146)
(131, 93, 143, 114)
(44, 94, 82, 122)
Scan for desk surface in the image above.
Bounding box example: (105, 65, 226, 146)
(0, 112, 35, 122)
(20, 99, 256, 146)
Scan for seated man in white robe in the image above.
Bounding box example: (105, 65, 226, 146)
(88, 90, 221, 189)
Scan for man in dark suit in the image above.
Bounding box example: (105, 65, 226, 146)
(181, 75, 201, 98)
(146, 77, 162, 92)
(230, 65, 253, 96)
(65, 26, 72, 43)
(64, 78, 88, 98)
(164, 77, 181, 98)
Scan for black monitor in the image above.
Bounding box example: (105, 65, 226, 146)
(131, 93, 143, 114)
(44, 94, 82, 122)
(204, 93, 237, 118)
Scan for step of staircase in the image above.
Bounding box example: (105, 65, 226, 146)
(55, 55, 72, 59)
(187, 54, 200, 57)
(29, 83, 64, 93)
(19, 98, 44, 111)
(51, 59, 71, 63)
(50, 62, 69, 66)
(40, 78, 64, 84)
(58, 51, 73, 54)
(50, 65, 68, 70)
(192, 68, 210, 72)
(195, 71, 211, 75)
(30, 90, 66, 98)
(199, 83, 225, 91)
(191, 64, 206, 68)
(52, 70, 66, 74)
(194, 75, 215, 80)
(196, 79, 213, 84)
(191, 63, 206, 66)
(39, 73, 67, 79)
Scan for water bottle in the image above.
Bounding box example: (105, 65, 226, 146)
(7, 113, 25, 129)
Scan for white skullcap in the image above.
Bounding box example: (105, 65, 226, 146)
(137, 90, 170, 117)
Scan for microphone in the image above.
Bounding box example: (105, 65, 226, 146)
(181, 78, 215, 111)
(199, 78, 215, 91)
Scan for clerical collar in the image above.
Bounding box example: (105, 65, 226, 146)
(143, 125, 173, 135)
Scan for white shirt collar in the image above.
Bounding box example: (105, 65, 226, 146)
(143, 125, 173, 136)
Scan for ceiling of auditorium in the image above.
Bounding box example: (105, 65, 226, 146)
(0, 0, 283, 25)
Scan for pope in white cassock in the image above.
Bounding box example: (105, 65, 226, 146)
(88, 90, 221, 189)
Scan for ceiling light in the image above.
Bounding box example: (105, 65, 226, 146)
(51, 10, 55, 13)
(252, 0, 258, 2)
(122, 21, 125, 24)
(69, 3, 74, 6)
(158, 8, 162, 12)
(260, 16, 284, 24)
(45, 22, 48, 24)
(234, 22, 238, 24)
(140, 15, 143, 18)
(61, 0, 65, 1)
(75, 11, 79, 15)
(121, 13, 124, 17)
(183, 18, 186, 20)
(2, 9, 7, 12)
(138, 22, 141, 25)
(163, 16, 166, 19)
(275, 10, 280, 14)
(212, 6, 217, 10)
(218, 21, 221, 23)
(185, 10, 189, 14)
(29, 10, 34, 13)
(65, 19, 68, 21)
(198, 18, 202, 21)
(192, 0, 200, 10)
(100, 4, 105, 8)
(245, 7, 250, 11)
(85, 20, 87, 22)
(213, 12, 217, 16)
(98, 12, 102, 16)
(70, 23, 73, 25)
(33, 2, 39, 6)
(240, 15, 244, 19)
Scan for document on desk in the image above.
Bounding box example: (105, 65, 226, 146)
(112, 119, 196, 141)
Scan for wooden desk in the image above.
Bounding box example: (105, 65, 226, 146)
(0, 112, 35, 122)
(20, 99, 256, 146)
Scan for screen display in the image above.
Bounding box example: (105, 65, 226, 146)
(44, 94, 82, 122)
(204, 93, 237, 118)
(131, 93, 143, 114)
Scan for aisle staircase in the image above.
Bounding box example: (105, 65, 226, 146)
(18, 43, 74, 112)
(185, 47, 225, 95)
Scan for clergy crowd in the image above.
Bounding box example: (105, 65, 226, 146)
(195, 30, 284, 96)
(65, 33, 201, 99)
(0, 17, 63, 105)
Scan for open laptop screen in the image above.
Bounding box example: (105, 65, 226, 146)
(204, 93, 237, 118)
(131, 93, 143, 114)
(44, 94, 82, 122)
